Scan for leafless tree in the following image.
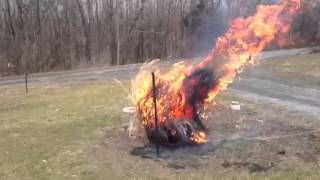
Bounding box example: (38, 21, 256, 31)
(0, 0, 318, 76)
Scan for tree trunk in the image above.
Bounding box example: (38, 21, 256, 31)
(5, 0, 15, 38)
(76, 0, 91, 63)
(116, 2, 121, 65)
(36, 0, 41, 35)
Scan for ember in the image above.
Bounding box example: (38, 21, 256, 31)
(132, 0, 303, 146)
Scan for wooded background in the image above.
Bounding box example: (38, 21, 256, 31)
(0, 0, 319, 76)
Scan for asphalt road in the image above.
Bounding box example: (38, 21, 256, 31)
(0, 47, 315, 86)
(1, 47, 319, 117)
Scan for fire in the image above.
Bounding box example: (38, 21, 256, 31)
(191, 131, 207, 144)
(132, 0, 303, 145)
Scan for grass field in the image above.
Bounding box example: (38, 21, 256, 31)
(1, 53, 320, 180)
(0, 82, 130, 180)
(260, 53, 320, 78)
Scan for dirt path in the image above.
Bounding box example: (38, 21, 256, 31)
(230, 67, 320, 118)
(0, 47, 315, 85)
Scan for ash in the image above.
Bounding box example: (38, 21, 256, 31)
(130, 104, 320, 171)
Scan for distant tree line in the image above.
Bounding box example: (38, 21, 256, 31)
(0, 0, 319, 76)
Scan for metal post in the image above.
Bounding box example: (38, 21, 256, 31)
(152, 72, 160, 157)
(25, 72, 28, 94)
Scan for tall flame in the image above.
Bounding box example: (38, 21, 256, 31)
(132, 0, 303, 144)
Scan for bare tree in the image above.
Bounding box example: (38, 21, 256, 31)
(76, 0, 91, 63)
(0, 0, 317, 76)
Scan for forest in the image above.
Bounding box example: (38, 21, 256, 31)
(0, 0, 319, 76)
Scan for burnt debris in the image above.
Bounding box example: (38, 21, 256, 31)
(146, 69, 217, 146)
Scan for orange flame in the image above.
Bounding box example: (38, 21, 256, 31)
(132, 0, 303, 144)
(191, 131, 207, 144)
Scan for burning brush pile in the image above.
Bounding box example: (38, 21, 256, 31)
(132, 0, 303, 146)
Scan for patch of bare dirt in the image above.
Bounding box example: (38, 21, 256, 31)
(118, 98, 320, 173)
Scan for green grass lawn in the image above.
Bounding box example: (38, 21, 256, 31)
(0, 82, 130, 180)
(261, 53, 320, 77)
(1, 59, 320, 179)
